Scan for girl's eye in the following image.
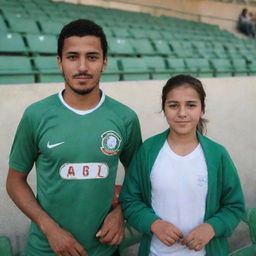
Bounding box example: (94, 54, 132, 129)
(169, 104, 178, 109)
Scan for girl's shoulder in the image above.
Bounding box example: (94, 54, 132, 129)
(198, 132, 229, 157)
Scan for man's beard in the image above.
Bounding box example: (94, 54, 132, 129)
(63, 72, 99, 95)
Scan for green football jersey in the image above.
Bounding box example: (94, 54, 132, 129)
(9, 90, 142, 256)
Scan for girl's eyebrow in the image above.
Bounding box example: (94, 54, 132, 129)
(166, 100, 199, 103)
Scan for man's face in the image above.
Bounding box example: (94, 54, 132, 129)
(57, 36, 107, 95)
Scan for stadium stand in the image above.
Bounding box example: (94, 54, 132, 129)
(0, 56, 34, 84)
(33, 55, 62, 82)
(0, 0, 256, 84)
(101, 57, 121, 82)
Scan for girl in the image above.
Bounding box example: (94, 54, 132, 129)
(119, 75, 245, 256)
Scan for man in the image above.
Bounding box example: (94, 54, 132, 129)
(6, 19, 142, 256)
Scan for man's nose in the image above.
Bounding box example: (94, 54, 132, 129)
(78, 58, 88, 72)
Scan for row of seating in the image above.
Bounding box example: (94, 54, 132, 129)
(1, 55, 256, 85)
(0, 0, 256, 84)
(103, 56, 256, 81)
(0, 11, 235, 40)
(2, 31, 256, 59)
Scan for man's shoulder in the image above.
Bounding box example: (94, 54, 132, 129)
(24, 93, 59, 118)
(104, 95, 138, 118)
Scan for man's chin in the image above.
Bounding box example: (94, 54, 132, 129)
(72, 88, 94, 95)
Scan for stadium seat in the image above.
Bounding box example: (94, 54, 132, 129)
(112, 28, 131, 38)
(0, 56, 34, 84)
(102, 27, 113, 38)
(144, 29, 162, 39)
(229, 208, 256, 256)
(128, 28, 148, 39)
(33, 56, 63, 83)
(120, 57, 150, 81)
(152, 39, 174, 56)
(0, 15, 9, 31)
(130, 38, 156, 55)
(108, 37, 135, 55)
(0, 237, 12, 256)
(232, 58, 249, 76)
(143, 56, 170, 80)
(185, 58, 214, 77)
(247, 59, 256, 75)
(26, 34, 57, 54)
(0, 32, 27, 54)
(101, 57, 121, 82)
(210, 59, 233, 77)
(118, 223, 142, 256)
(39, 20, 64, 35)
(166, 57, 189, 75)
(7, 16, 40, 34)
(169, 40, 194, 58)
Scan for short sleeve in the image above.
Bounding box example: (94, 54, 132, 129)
(119, 113, 142, 168)
(9, 109, 38, 173)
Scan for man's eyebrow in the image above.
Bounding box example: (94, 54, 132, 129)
(65, 51, 78, 55)
(86, 51, 100, 55)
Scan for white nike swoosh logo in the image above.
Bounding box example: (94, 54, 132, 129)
(47, 141, 65, 149)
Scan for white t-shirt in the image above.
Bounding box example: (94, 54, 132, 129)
(149, 141, 208, 256)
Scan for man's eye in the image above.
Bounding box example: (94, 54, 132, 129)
(67, 56, 76, 60)
(88, 56, 97, 60)
(169, 104, 178, 108)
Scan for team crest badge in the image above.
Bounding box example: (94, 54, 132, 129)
(101, 131, 122, 156)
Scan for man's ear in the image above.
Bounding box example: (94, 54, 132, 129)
(101, 57, 107, 72)
(57, 56, 63, 72)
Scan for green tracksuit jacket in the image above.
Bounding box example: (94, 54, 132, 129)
(119, 129, 245, 256)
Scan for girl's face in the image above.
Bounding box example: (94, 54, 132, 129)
(164, 84, 203, 137)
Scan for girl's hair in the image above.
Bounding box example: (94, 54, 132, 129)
(162, 74, 207, 134)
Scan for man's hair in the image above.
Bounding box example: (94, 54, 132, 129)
(57, 19, 108, 58)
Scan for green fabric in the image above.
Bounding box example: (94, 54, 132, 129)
(120, 129, 245, 256)
(9, 92, 142, 256)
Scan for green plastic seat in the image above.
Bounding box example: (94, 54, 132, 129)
(169, 40, 194, 58)
(143, 56, 170, 80)
(130, 38, 156, 56)
(152, 39, 174, 56)
(0, 237, 12, 256)
(26, 33, 57, 54)
(120, 57, 150, 81)
(185, 58, 214, 77)
(101, 57, 121, 82)
(229, 208, 256, 256)
(232, 58, 249, 76)
(0, 32, 27, 54)
(33, 56, 63, 83)
(118, 223, 142, 256)
(166, 57, 189, 75)
(0, 15, 9, 32)
(230, 246, 256, 256)
(7, 16, 40, 34)
(248, 59, 256, 75)
(108, 37, 135, 56)
(112, 28, 131, 38)
(0, 56, 34, 84)
(39, 20, 64, 35)
(128, 28, 148, 39)
(210, 58, 233, 77)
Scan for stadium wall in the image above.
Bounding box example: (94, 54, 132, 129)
(0, 77, 255, 254)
